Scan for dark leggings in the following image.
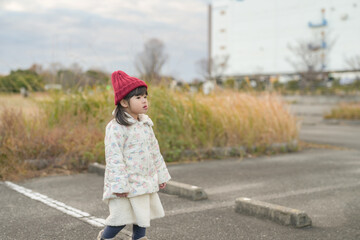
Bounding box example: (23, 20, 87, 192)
(102, 224, 146, 240)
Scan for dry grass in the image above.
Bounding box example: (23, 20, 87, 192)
(0, 92, 106, 180)
(324, 102, 360, 120)
(0, 92, 49, 117)
(0, 88, 298, 180)
(195, 90, 297, 146)
(148, 88, 298, 160)
(0, 107, 105, 180)
(298, 140, 349, 150)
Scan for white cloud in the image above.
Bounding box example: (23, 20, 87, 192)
(0, 0, 209, 81)
(2, 1, 26, 12)
(2, 0, 206, 22)
(1, 0, 208, 39)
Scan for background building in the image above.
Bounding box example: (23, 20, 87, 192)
(210, 0, 360, 80)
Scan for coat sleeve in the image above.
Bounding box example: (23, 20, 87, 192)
(149, 127, 171, 184)
(104, 124, 130, 194)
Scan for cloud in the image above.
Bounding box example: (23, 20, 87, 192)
(1, 0, 207, 30)
(1, 1, 26, 12)
(0, 0, 209, 80)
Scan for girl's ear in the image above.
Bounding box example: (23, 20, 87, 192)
(120, 99, 129, 108)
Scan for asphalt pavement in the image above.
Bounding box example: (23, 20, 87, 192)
(300, 124, 360, 149)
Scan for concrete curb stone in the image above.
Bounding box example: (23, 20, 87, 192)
(88, 163, 208, 201)
(235, 197, 312, 228)
(159, 181, 208, 201)
(88, 162, 105, 176)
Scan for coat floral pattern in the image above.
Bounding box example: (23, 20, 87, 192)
(103, 112, 171, 201)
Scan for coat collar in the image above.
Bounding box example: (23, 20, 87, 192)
(112, 109, 153, 126)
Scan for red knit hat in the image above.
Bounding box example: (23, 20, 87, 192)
(111, 70, 148, 105)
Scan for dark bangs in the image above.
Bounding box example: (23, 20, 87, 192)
(123, 86, 148, 101)
(114, 86, 148, 126)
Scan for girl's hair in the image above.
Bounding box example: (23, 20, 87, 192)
(114, 86, 148, 126)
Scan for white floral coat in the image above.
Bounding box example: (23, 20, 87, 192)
(102, 112, 171, 202)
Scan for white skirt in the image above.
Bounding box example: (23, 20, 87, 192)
(105, 193, 165, 228)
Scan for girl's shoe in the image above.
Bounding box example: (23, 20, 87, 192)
(97, 229, 115, 240)
(137, 237, 148, 240)
(97, 229, 104, 240)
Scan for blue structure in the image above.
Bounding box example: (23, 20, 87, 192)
(308, 9, 328, 70)
(308, 8, 328, 28)
(308, 18, 328, 28)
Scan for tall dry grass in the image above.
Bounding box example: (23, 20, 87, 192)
(149, 88, 298, 160)
(0, 87, 298, 180)
(0, 92, 45, 117)
(0, 90, 109, 180)
(324, 102, 360, 120)
(0, 107, 105, 180)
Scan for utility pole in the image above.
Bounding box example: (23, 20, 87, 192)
(208, 4, 212, 80)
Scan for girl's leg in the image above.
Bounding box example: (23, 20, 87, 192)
(102, 225, 126, 239)
(132, 224, 146, 240)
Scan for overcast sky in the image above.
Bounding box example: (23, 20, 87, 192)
(0, 0, 211, 81)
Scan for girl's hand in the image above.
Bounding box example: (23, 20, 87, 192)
(159, 183, 167, 189)
(114, 192, 129, 197)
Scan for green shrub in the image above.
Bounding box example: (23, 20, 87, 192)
(0, 70, 44, 92)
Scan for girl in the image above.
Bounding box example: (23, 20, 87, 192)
(97, 70, 171, 240)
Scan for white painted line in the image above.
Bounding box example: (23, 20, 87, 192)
(4, 181, 141, 238)
(4, 181, 105, 228)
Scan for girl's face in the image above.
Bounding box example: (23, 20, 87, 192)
(122, 94, 148, 120)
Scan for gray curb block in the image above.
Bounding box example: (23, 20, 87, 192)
(88, 163, 208, 201)
(159, 180, 208, 201)
(88, 162, 105, 176)
(235, 197, 312, 228)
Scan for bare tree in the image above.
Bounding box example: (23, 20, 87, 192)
(196, 55, 229, 84)
(345, 55, 360, 71)
(135, 38, 168, 84)
(287, 41, 322, 90)
(29, 63, 43, 74)
(286, 35, 336, 90)
(197, 58, 211, 81)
